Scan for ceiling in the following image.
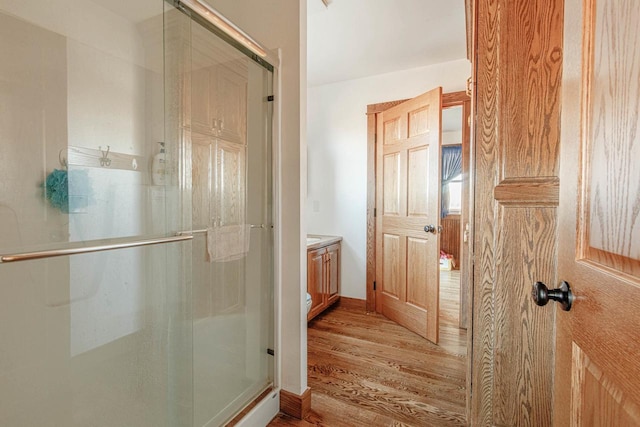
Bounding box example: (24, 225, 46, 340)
(307, 0, 468, 87)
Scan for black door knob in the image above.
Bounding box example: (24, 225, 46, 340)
(532, 281, 574, 311)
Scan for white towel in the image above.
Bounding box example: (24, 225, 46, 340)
(206, 224, 251, 262)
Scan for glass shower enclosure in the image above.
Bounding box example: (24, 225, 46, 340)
(0, 1, 275, 426)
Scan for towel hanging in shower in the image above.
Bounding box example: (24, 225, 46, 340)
(206, 224, 251, 262)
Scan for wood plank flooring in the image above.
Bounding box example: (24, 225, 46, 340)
(268, 271, 467, 426)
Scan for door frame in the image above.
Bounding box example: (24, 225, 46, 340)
(365, 89, 473, 417)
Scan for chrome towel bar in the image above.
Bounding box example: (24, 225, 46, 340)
(0, 235, 193, 263)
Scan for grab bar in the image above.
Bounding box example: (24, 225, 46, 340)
(0, 235, 193, 263)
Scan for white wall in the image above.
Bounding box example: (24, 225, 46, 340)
(307, 58, 470, 300)
(204, 0, 307, 396)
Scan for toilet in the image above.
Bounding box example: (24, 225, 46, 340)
(306, 292, 312, 314)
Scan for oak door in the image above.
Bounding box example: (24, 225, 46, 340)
(375, 87, 442, 343)
(554, 0, 640, 424)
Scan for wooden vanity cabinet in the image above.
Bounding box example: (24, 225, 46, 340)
(307, 242, 341, 321)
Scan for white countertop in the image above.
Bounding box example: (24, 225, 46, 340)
(306, 234, 342, 250)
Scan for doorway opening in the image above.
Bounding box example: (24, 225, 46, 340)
(365, 89, 472, 420)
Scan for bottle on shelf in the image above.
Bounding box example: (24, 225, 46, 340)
(151, 141, 166, 185)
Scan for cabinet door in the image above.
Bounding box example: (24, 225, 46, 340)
(326, 243, 340, 305)
(214, 140, 246, 227)
(214, 64, 247, 144)
(191, 65, 215, 135)
(307, 248, 326, 321)
(190, 131, 213, 229)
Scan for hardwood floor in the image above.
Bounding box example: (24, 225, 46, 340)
(268, 270, 467, 426)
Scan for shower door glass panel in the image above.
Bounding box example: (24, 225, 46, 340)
(0, 1, 192, 426)
(184, 13, 275, 427)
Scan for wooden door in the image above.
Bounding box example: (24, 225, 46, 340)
(554, 0, 640, 425)
(375, 87, 442, 343)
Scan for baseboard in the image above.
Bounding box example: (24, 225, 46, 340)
(279, 387, 311, 420)
(338, 296, 367, 311)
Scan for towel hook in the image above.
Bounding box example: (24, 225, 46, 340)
(58, 149, 68, 169)
(99, 146, 111, 167)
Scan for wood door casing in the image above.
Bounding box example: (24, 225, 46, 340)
(555, 0, 640, 425)
(375, 87, 442, 343)
(471, 0, 564, 424)
(458, 96, 471, 330)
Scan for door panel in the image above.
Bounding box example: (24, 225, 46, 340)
(375, 87, 441, 343)
(382, 234, 402, 299)
(556, 0, 640, 425)
(408, 106, 431, 137)
(383, 153, 401, 215)
(571, 344, 640, 426)
(406, 237, 428, 309)
(580, 0, 640, 276)
(383, 117, 402, 143)
(407, 147, 429, 216)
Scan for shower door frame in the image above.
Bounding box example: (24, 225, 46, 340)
(235, 54, 282, 427)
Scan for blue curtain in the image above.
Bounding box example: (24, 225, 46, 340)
(441, 146, 462, 218)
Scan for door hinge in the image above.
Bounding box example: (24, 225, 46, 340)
(374, 208, 377, 217)
(267, 95, 274, 102)
(267, 348, 274, 356)
(373, 281, 376, 291)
